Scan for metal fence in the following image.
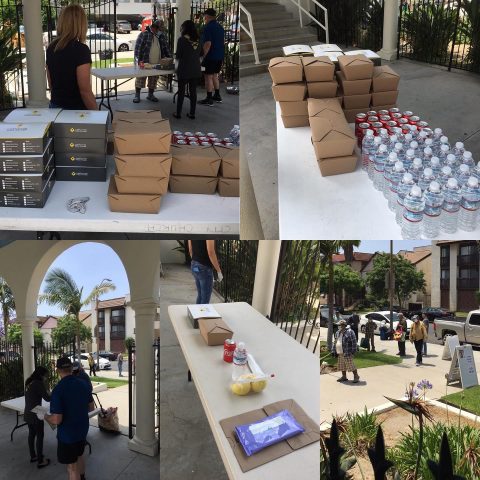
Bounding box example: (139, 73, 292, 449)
(214, 240, 258, 303)
(321, 0, 384, 51)
(270, 241, 322, 354)
(0, 339, 24, 402)
(398, 0, 480, 74)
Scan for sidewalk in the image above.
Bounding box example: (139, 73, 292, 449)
(320, 327, 480, 423)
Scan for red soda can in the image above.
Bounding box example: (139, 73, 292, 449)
(402, 110, 413, 118)
(212, 138, 222, 143)
(207, 132, 217, 138)
(367, 110, 377, 116)
(378, 109, 389, 116)
(398, 117, 409, 126)
(367, 115, 379, 124)
(195, 131, 205, 137)
(198, 136, 209, 142)
(176, 140, 187, 145)
(402, 128, 410, 135)
(187, 136, 197, 142)
(371, 121, 383, 135)
(389, 107, 400, 114)
(386, 120, 397, 131)
(173, 130, 183, 135)
(224, 339, 236, 363)
(355, 113, 367, 125)
(225, 142, 234, 147)
(214, 142, 224, 147)
(223, 137, 232, 143)
(355, 121, 370, 137)
(379, 115, 391, 127)
(200, 142, 211, 146)
(418, 120, 429, 129)
(391, 112, 402, 121)
(189, 141, 199, 146)
(176, 135, 186, 141)
(409, 115, 420, 125)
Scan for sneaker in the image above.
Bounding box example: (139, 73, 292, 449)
(133, 96, 140, 103)
(212, 94, 223, 103)
(352, 376, 360, 383)
(198, 98, 214, 106)
(146, 94, 159, 102)
(416, 363, 420, 366)
(336, 376, 348, 382)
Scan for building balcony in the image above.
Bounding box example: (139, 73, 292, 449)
(457, 277, 479, 289)
(457, 254, 479, 267)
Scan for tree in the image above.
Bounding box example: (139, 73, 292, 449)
(51, 314, 92, 345)
(38, 269, 115, 362)
(0, 277, 15, 338)
(319, 264, 364, 307)
(365, 253, 426, 308)
(7, 322, 43, 344)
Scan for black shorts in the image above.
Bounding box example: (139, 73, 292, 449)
(203, 59, 223, 74)
(57, 439, 86, 464)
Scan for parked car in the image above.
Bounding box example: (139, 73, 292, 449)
(116, 21, 132, 34)
(94, 351, 118, 361)
(69, 353, 111, 370)
(415, 307, 454, 322)
(360, 311, 412, 337)
(434, 310, 480, 345)
(86, 33, 132, 53)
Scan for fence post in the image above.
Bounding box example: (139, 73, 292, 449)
(378, 0, 399, 61)
(448, 1, 462, 72)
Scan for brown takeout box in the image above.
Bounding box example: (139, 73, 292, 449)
(215, 144, 239, 178)
(169, 175, 218, 195)
(272, 82, 306, 102)
(302, 56, 335, 82)
(217, 177, 239, 197)
(198, 317, 234, 346)
(338, 54, 374, 80)
(170, 144, 221, 177)
(343, 93, 371, 110)
(113, 119, 171, 155)
(268, 56, 304, 84)
(307, 98, 345, 124)
(336, 71, 372, 96)
(112, 109, 163, 130)
(107, 176, 161, 214)
(114, 153, 172, 177)
(281, 115, 310, 128)
(279, 100, 308, 117)
(114, 175, 169, 195)
(307, 81, 338, 99)
(372, 65, 400, 92)
(310, 117, 356, 159)
(371, 90, 399, 106)
(316, 153, 358, 176)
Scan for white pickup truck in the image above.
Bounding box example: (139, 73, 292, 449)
(434, 309, 480, 345)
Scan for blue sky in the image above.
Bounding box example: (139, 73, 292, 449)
(37, 243, 130, 317)
(351, 240, 431, 254)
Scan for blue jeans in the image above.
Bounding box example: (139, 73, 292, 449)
(191, 260, 214, 304)
(118, 362, 123, 376)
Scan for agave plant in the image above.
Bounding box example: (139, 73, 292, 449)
(0, 26, 23, 110)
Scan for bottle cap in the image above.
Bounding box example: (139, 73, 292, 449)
(366, 129, 374, 136)
(455, 142, 464, 149)
(434, 128, 443, 135)
(440, 135, 449, 143)
(238, 341, 245, 350)
(441, 144, 449, 153)
(406, 149, 415, 156)
(419, 130, 428, 138)
(424, 167, 433, 177)
(467, 176, 479, 188)
(390, 134, 398, 142)
(411, 185, 422, 197)
(424, 147, 432, 155)
(447, 177, 458, 189)
(410, 141, 418, 149)
(389, 152, 398, 160)
(425, 138, 433, 146)
(413, 158, 422, 167)
(431, 156, 440, 166)
(442, 166, 452, 175)
(233, 125, 240, 129)
(429, 181, 440, 193)
(404, 172, 413, 182)
(394, 161, 404, 171)
(463, 151, 473, 159)
(405, 133, 413, 142)
(394, 142, 403, 150)
(459, 164, 469, 173)
(379, 144, 388, 152)
(447, 153, 456, 162)
(380, 128, 388, 135)
(374, 136, 382, 144)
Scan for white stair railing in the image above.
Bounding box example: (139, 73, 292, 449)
(239, 3, 260, 65)
(293, 0, 329, 44)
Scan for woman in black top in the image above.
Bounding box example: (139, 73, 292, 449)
(46, 4, 97, 110)
(188, 240, 223, 304)
(173, 20, 202, 120)
(24, 366, 51, 468)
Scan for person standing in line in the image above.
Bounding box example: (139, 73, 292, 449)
(198, 8, 225, 106)
(348, 312, 360, 342)
(410, 315, 428, 366)
(397, 313, 408, 356)
(331, 319, 360, 383)
(364, 316, 376, 352)
(188, 240, 223, 304)
(173, 20, 202, 120)
(45, 357, 94, 480)
(133, 19, 172, 103)
(422, 312, 430, 356)
(117, 352, 124, 377)
(24, 366, 51, 469)
(46, 4, 97, 110)
(87, 353, 96, 377)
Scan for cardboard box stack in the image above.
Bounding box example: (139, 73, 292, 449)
(308, 98, 357, 177)
(371, 65, 400, 112)
(53, 110, 109, 181)
(302, 56, 337, 102)
(215, 144, 239, 197)
(0, 118, 55, 208)
(269, 56, 308, 128)
(111, 111, 172, 214)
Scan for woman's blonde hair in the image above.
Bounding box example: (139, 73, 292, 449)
(52, 4, 87, 52)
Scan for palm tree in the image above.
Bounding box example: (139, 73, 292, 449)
(38, 268, 116, 362)
(0, 277, 15, 339)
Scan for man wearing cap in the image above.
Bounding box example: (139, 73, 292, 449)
(133, 19, 172, 103)
(198, 8, 225, 106)
(45, 357, 94, 480)
(331, 319, 360, 383)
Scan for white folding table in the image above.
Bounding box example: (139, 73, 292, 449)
(168, 302, 320, 480)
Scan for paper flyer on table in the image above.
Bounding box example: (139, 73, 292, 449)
(282, 45, 314, 56)
(312, 43, 342, 53)
(187, 304, 221, 319)
(344, 49, 380, 59)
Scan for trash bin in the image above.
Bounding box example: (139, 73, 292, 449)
(99, 49, 113, 60)
(379, 327, 387, 340)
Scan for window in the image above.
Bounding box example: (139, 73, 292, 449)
(441, 245, 450, 258)
(98, 325, 105, 340)
(459, 244, 477, 256)
(459, 268, 478, 279)
(441, 269, 450, 279)
(111, 324, 125, 339)
(98, 310, 105, 320)
(111, 308, 125, 324)
(111, 308, 124, 318)
(469, 314, 480, 326)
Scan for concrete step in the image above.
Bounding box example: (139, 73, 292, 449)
(239, 62, 271, 76)
(244, 17, 299, 30)
(241, 32, 319, 52)
(240, 10, 293, 23)
(240, 44, 288, 64)
(240, 25, 309, 42)
(240, 2, 287, 13)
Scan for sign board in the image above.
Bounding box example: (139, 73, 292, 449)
(446, 345, 479, 388)
(442, 335, 460, 361)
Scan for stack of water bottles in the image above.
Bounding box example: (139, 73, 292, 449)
(361, 116, 480, 239)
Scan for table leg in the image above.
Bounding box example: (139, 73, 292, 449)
(106, 80, 113, 119)
(98, 79, 107, 111)
(187, 369, 192, 382)
(11, 411, 27, 442)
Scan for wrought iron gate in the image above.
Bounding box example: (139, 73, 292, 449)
(0, 339, 24, 401)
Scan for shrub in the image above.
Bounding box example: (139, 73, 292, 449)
(342, 408, 380, 456)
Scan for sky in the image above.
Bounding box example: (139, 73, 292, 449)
(36, 243, 130, 317)
(351, 240, 431, 254)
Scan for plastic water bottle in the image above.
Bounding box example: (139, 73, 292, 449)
(429, 156, 441, 176)
(409, 140, 420, 158)
(418, 167, 436, 192)
(403, 133, 413, 148)
(439, 135, 450, 153)
(229, 125, 240, 146)
(438, 165, 453, 187)
(396, 172, 415, 224)
(456, 163, 471, 187)
(379, 128, 390, 145)
(393, 142, 406, 164)
(459, 176, 480, 232)
(453, 142, 465, 163)
(373, 144, 388, 191)
(361, 129, 375, 171)
(445, 153, 457, 171)
(232, 342, 248, 381)
(422, 146, 433, 163)
(387, 134, 398, 153)
(424, 138, 434, 151)
(368, 137, 383, 180)
(423, 181, 444, 238)
(392, 127, 404, 145)
(402, 185, 425, 239)
(462, 151, 475, 168)
(383, 152, 398, 197)
(432, 128, 443, 152)
(404, 148, 415, 171)
(388, 161, 406, 211)
(410, 158, 423, 182)
(417, 129, 429, 146)
(441, 178, 462, 234)
(438, 144, 450, 164)
(472, 161, 480, 182)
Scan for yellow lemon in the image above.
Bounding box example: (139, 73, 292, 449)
(251, 380, 267, 393)
(231, 382, 251, 396)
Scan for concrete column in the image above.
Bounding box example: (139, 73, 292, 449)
(104, 309, 111, 352)
(175, 0, 191, 52)
(251, 241, 282, 317)
(128, 300, 158, 457)
(449, 244, 458, 312)
(431, 242, 441, 307)
(22, 0, 48, 107)
(21, 318, 36, 381)
(378, 0, 399, 61)
(91, 307, 98, 352)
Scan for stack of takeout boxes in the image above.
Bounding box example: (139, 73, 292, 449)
(302, 56, 337, 101)
(0, 109, 57, 207)
(111, 110, 171, 214)
(53, 110, 109, 181)
(371, 65, 400, 113)
(308, 98, 357, 176)
(215, 144, 240, 197)
(269, 57, 308, 128)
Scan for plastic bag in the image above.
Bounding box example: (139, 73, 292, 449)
(98, 407, 120, 433)
(234, 409, 305, 456)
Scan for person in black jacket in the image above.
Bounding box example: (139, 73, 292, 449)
(173, 20, 202, 119)
(24, 366, 51, 468)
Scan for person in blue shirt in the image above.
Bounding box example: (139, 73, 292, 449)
(198, 8, 225, 106)
(45, 357, 94, 480)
